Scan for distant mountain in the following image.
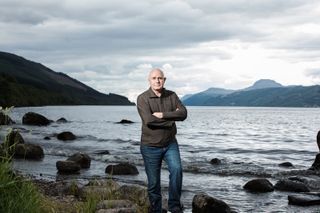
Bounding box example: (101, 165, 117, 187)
(183, 87, 234, 105)
(181, 94, 193, 101)
(183, 79, 320, 107)
(242, 79, 283, 91)
(0, 51, 134, 107)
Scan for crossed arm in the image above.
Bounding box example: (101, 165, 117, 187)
(137, 94, 187, 128)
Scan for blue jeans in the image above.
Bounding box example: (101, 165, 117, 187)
(141, 140, 183, 213)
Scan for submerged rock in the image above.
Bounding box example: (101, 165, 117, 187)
(67, 152, 91, 168)
(192, 193, 231, 213)
(57, 131, 76, 141)
(288, 195, 320, 206)
(274, 179, 310, 192)
(56, 160, 81, 174)
(210, 158, 222, 165)
(279, 162, 294, 167)
(105, 163, 139, 175)
(243, 178, 274, 193)
(117, 119, 134, 124)
(14, 143, 44, 160)
(22, 112, 51, 126)
(56, 117, 68, 123)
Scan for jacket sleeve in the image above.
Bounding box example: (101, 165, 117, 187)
(162, 92, 187, 121)
(137, 95, 174, 128)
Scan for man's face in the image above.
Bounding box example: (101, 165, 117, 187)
(148, 70, 166, 92)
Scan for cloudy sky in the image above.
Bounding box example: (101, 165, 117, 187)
(1, 0, 320, 101)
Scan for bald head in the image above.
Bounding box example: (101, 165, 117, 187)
(148, 68, 165, 80)
(148, 68, 166, 95)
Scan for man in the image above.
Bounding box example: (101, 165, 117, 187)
(137, 68, 187, 213)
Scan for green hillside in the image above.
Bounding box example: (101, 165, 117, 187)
(0, 52, 134, 107)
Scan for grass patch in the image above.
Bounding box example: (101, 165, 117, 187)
(0, 122, 46, 213)
(0, 155, 44, 213)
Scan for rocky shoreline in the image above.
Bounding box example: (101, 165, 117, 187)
(2, 110, 320, 212)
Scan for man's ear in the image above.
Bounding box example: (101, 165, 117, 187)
(164, 77, 167, 82)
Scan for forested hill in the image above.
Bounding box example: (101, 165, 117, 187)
(0, 51, 134, 107)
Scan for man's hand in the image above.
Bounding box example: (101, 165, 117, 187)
(152, 112, 163, 119)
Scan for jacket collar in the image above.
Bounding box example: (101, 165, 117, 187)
(147, 87, 166, 98)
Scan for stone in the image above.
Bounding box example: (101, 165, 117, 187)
(67, 152, 91, 168)
(117, 119, 134, 124)
(56, 160, 81, 174)
(317, 130, 320, 151)
(105, 163, 139, 175)
(116, 185, 149, 207)
(309, 153, 320, 170)
(192, 193, 231, 213)
(243, 178, 274, 193)
(57, 131, 76, 141)
(274, 179, 310, 192)
(14, 143, 44, 160)
(279, 162, 294, 167)
(44, 136, 51, 140)
(288, 195, 320, 206)
(96, 200, 136, 210)
(22, 112, 51, 126)
(56, 117, 68, 123)
(210, 158, 221, 165)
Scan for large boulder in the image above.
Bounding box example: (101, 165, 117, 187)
(274, 179, 310, 192)
(105, 163, 139, 175)
(192, 193, 231, 213)
(288, 195, 320, 206)
(309, 153, 320, 170)
(57, 131, 76, 141)
(243, 178, 274, 193)
(22, 112, 51, 126)
(0, 112, 15, 125)
(56, 160, 81, 174)
(116, 185, 149, 207)
(14, 143, 44, 160)
(67, 152, 91, 168)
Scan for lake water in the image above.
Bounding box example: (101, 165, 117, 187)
(1, 106, 320, 212)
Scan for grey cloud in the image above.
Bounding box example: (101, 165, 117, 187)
(0, 0, 260, 56)
(305, 69, 320, 78)
(186, 0, 313, 17)
(1, 0, 320, 97)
